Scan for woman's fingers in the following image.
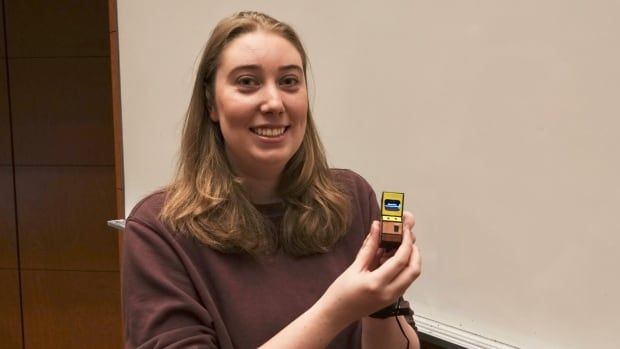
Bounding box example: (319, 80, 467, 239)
(371, 230, 413, 284)
(369, 248, 384, 271)
(354, 221, 381, 270)
(370, 221, 419, 291)
(403, 211, 416, 244)
(333, 216, 421, 317)
(385, 244, 421, 296)
(359, 212, 415, 271)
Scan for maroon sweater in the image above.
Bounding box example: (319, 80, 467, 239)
(122, 169, 399, 348)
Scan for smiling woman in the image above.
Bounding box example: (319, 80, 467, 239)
(121, 11, 421, 349)
(160, 12, 349, 257)
(211, 31, 308, 191)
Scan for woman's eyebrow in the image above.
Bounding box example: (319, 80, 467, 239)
(228, 64, 261, 75)
(279, 65, 303, 73)
(227, 64, 303, 76)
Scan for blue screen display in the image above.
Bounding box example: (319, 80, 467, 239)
(384, 199, 401, 211)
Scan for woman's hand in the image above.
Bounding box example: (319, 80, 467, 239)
(317, 212, 421, 326)
(260, 213, 421, 348)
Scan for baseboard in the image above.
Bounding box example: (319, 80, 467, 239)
(414, 315, 519, 349)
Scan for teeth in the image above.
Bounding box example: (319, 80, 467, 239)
(252, 127, 286, 137)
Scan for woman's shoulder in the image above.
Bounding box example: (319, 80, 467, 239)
(126, 190, 167, 226)
(122, 189, 189, 250)
(329, 168, 374, 195)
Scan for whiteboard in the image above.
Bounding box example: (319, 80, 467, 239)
(117, 1, 620, 348)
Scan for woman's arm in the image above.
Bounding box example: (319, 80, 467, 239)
(362, 316, 420, 349)
(122, 218, 220, 348)
(261, 213, 421, 348)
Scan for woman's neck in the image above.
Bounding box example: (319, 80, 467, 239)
(240, 175, 281, 204)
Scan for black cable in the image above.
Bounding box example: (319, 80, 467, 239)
(394, 298, 410, 349)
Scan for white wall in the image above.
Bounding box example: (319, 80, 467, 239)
(118, 1, 620, 348)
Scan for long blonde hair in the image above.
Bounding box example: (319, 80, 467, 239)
(160, 11, 350, 256)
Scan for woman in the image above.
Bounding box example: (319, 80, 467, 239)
(122, 11, 421, 349)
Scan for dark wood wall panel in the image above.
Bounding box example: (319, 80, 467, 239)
(10, 57, 113, 166)
(0, 58, 10, 165)
(2, 0, 122, 347)
(0, 4, 20, 349)
(0, 38, 15, 270)
(0, 0, 7, 164)
(108, 0, 124, 219)
(16, 166, 118, 271)
(0, 166, 17, 268)
(0, 269, 22, 349)
(22, 270, 121, 349)
(4, 0, 109, 57)
(0, 1, 5, 58)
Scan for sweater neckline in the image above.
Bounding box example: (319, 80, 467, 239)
(254, 201, 286, 217)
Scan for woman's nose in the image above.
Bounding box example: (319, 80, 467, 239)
(260, 83, 284, 115)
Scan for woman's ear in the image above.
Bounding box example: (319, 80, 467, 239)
(209, 107, 219, 122)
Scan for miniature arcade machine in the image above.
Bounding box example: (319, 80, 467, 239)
(380, 191, 405, 250)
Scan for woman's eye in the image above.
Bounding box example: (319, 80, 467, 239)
(280, 76, 299, 88)
(237, 76, 259, 88)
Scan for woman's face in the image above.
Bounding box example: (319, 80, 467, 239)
(211, 30, 308, 178)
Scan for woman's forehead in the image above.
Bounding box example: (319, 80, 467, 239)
(218, 31, 303, 71)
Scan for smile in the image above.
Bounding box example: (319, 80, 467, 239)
(250, 127, 288, 137)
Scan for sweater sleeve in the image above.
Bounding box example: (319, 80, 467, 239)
(121, 216, 219, 349)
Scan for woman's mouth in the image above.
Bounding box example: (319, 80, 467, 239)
(250, 126, 288, 137)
